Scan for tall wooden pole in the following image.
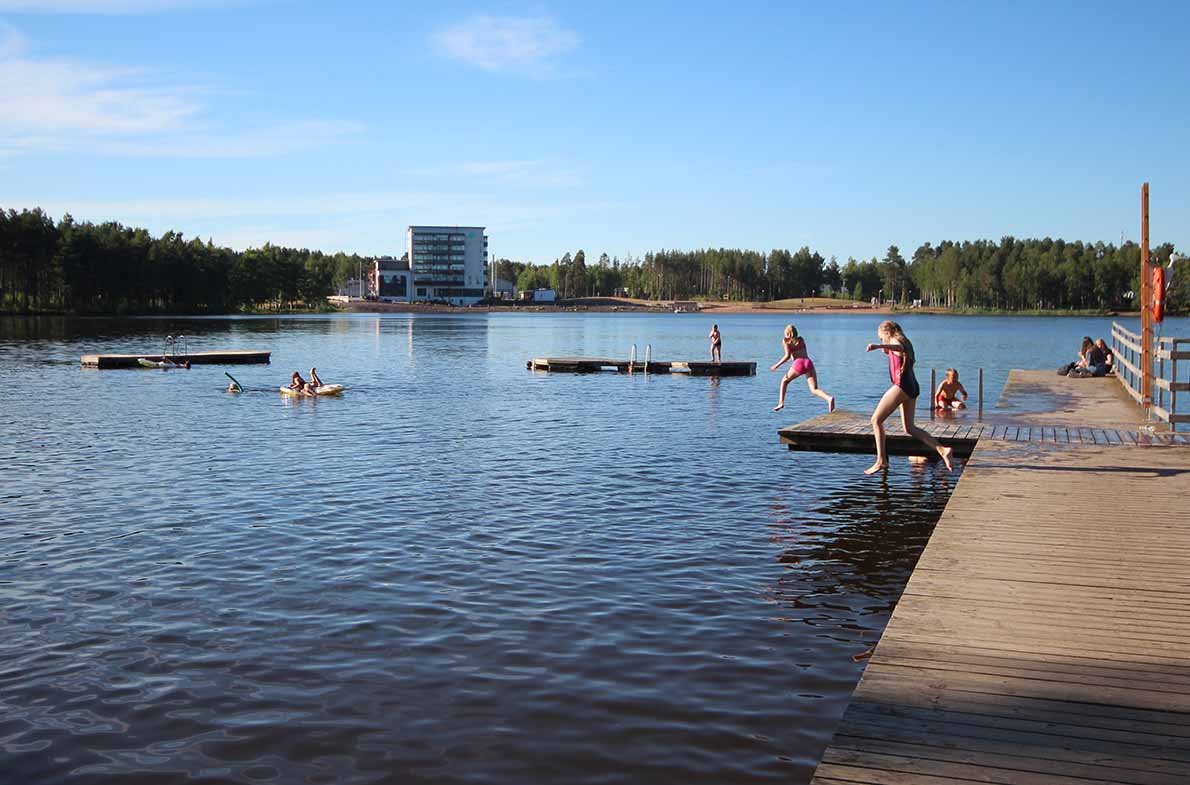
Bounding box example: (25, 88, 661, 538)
(1141, 183, 1152, 408)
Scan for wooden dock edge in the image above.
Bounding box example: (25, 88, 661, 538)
(528, 357, 756, 376)
(81, 350, 271, 368)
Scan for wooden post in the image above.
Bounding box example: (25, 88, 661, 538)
(1174, 341, 1181, 432)
(930, 368, 936, 419)
(1141, 183, 1153, 408)
(978, 368, 984, 417)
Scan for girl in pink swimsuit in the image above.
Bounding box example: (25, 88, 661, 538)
(771, 324, 835, 412)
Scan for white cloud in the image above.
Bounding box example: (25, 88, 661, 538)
(432, 14, 579, 76)
(0, 23, 362, 157)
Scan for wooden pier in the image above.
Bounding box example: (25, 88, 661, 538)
(81, 350, 271, 368)
(801, 371, 1190, 784)
(527, 356, 756, 376)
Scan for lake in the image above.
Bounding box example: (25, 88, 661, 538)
(1, 312, 1181, 784)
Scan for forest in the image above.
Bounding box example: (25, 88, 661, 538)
(2, 207, 1185, 314)
(501, 239, 1186, 312)
(0, 208, 367, 314)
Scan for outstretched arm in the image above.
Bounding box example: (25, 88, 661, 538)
(866, 342, 906, 354)
(770, 346, 792, 371)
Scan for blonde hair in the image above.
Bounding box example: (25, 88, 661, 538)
(784, 324, 798, 341)
(878, 320, 906, 342)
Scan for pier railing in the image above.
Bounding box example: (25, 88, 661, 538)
(1111, 321, 1189, 430)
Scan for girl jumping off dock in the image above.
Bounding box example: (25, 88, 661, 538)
(771, 324, 834, 412)
(864, 320, 953, 474)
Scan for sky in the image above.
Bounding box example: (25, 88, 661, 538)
(0, 0, 1187, 264)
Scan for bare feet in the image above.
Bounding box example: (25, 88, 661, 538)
(938, 446, 954, 471)
(773, 403, 784, 412)
(827, 396, 836, 413)
(863, 461, 888, 475)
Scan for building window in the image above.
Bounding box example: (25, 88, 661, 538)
(416, 288, 427, 297)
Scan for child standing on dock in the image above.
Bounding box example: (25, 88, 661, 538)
(771, 324, 835, 412)
(708, 324, 722, 363)
(865, 320, 953, 473)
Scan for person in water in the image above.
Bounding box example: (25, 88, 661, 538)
(771, 324, 835, 412)
(309, 367, 324, 389)
(290, 371, 316, 396)
(865, 320, 953, 474)
(934, 368, 969, 410)
(708, 324, 722, 363)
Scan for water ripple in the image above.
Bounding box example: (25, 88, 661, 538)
(0, 311, 1097, 784)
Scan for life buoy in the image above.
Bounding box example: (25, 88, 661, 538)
(1153, 266, 1165, 323)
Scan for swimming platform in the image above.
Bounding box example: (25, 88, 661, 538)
(527, 356, 756, 375)
(787, 371, 1190, 784)
(81, 350, 271, 368)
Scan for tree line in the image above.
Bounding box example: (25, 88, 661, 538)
(0, 208, 367, 314)
(499, 238, 1186, 312)
(2, 207, 1184, 314)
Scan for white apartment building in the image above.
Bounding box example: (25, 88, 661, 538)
(408, 226, 488, 305)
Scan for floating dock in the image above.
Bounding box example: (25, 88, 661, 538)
(780, 410, 1188, 455)
(803, 372, 1190, 783)
(81, 350, 271, 369)
(527, 356, 756, 376)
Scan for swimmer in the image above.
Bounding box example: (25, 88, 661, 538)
(934, 368, 969, 410)
(290, 371, 316, 397)
(708, 324, 722, 363)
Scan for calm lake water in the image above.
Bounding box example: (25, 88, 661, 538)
(1, 312, 1183, 784)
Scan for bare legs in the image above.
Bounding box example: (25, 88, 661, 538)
(865, 386, 904, 474)
(773, 370, 795, 411)
(806, 373, 835, 412)
(711, 345, 721, 363)
(865, 387, 954, 474)
(775, 370, 835, 412)
(900, 397, 954, 470)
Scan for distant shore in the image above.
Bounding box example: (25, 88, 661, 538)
(342, 297, 1138, 318)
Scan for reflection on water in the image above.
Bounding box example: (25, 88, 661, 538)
(1, 312, 1179, 784)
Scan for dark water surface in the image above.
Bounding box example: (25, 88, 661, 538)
(1, 312, 1179, 784)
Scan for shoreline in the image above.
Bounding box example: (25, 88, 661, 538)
(341, 299, 1140, 318)
(0, 300, 1149, 319)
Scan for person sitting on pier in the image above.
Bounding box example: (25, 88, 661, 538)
(1068, 337, 1107, 377)
(865, 320, 954, 474)
(771, 324, 835, 413)
(708, 324, 722, 363)
(934, 368, 969, 410)
(1095, 338, 1114, 374)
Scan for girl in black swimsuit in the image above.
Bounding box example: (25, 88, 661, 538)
(864, 320, 953, 474)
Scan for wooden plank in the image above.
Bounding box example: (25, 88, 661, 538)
(826, 736, 1190, 784)
(810, 376, 1190, 785)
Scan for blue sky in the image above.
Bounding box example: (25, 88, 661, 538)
(0, 1, 1187, 264)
